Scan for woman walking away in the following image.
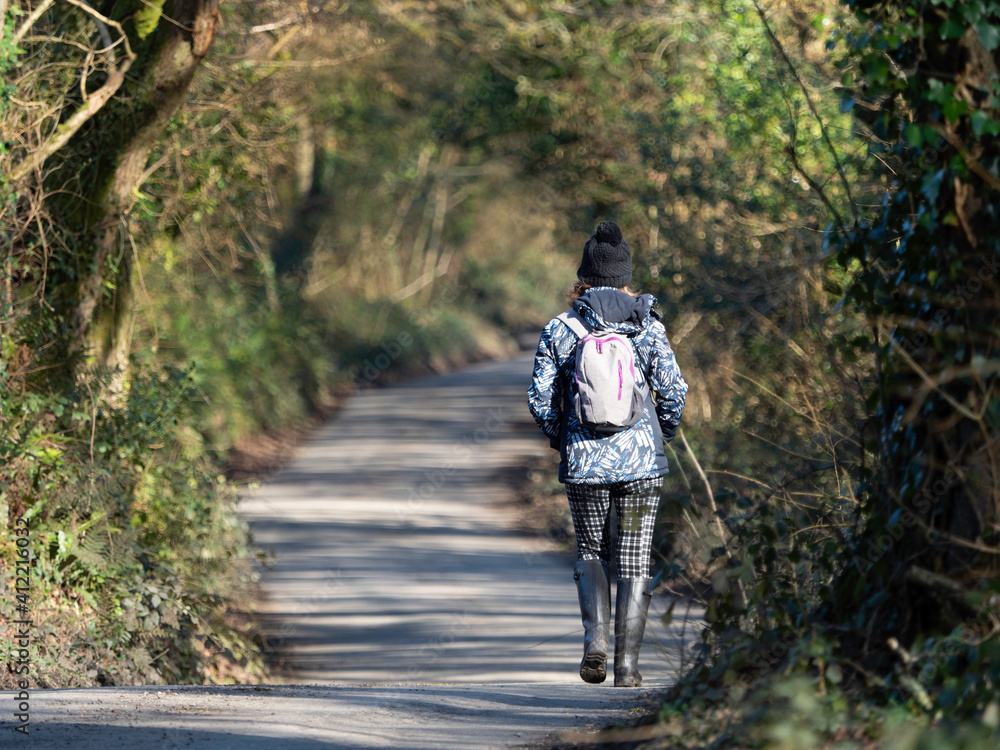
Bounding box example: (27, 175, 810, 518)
(527, 220, 688, 687)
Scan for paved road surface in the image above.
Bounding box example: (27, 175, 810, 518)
(14, 355, 700, 749)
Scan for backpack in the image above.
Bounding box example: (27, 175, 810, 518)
(557, 309, 649, 434)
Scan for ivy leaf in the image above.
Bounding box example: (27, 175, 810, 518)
(940, 16, 966, 39)
(925, 78, 955, 104)
(865, 56, 889, 84)
(134, 0, 169, 40)
(943, 99, 968, 122)
(921, 169, 944, 205)
(867, 390, 880, 411)
(976, 20, 1000, 51)
(903, 123, 923, 147)
(970, 110, 1000, 137)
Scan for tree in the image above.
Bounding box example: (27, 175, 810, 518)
(3, 1, 222, 387)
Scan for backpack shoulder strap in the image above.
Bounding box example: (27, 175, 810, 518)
(556, 309, 591, 339)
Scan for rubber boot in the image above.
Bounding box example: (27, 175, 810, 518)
(573, 560, 611, 684)
(613, 577, 652, 687)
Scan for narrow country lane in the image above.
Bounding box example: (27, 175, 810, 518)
(23, 354, 699, 749)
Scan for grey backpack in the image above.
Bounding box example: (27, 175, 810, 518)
(557, 310, 649, 434)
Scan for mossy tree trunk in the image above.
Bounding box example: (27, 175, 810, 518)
(36, 0, 221, 385)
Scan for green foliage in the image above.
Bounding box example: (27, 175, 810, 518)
(121, 1, 565, 453)
(133, 0, 167, 40)
(0, 364, 267, 686)
(822, 0, 1000, 703)
(0, 6, 20, 72)
(648, 672, 1000, 748)
(135, 272, 331, 450)
(0, 6, 21, 187)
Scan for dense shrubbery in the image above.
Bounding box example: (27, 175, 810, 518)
(612, 0, 1000, 746)
(0, 360, 266, 686)
(1, 0, 274, 686)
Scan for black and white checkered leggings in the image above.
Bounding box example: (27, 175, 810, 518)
(565, 478, 662, 579)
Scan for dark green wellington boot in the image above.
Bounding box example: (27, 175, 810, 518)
(613, 577, 652, 687)
(574, 560, 611, 683)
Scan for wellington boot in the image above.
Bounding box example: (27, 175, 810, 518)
(574, 560, 611, 683)
(613, 577, 652, 687)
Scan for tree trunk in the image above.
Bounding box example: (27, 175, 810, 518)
(40, 0, 221, 383)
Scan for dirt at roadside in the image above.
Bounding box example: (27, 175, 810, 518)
(224, 404, 342, 482)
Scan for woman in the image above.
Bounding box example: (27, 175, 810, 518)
(527, 220, 688, 687)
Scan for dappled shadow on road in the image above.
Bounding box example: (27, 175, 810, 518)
(239, 354, 701, 686)
(248, 515, 581, 682)
(30, 682, 644, 750)
(25, 723, 339, 750)
(247, 512, 698, 684)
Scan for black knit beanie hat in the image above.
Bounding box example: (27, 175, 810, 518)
(577, 220, 632, 288)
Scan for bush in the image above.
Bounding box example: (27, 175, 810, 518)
(0, 361, 268, 687)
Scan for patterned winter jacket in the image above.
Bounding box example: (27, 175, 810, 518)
(527, 287, 688, 485)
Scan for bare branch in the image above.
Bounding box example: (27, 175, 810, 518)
(904, 566, 972, 606)
(249, 43, 397, 69)
(790, 150, 849, 236)
(63, 0, 133, 59)
(63, 0, 115, 56)
(936, 125, 1000, 192)
(21, 34, 96, 53)
(7, 0, 138, 184)
(753, 0, 859, 225)
(679, 429, 726, 546)
(886, 332, 982, 423)
(390, 252, 452, 303)
(12, 0, 56, 45)
(898, 353, 1000, 425)
(251, 15, 302, 34)
(679, 427, 748, 607)
(8, 61, 133, 183)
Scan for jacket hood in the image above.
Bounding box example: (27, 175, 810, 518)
(572, 287, 660, 335)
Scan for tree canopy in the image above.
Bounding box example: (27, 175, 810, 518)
(1, 1, 998, 742)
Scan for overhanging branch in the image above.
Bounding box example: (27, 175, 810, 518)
(12, 0, 55, 45)
(7, 0, 137, 185)
(753, 0, 859, 226)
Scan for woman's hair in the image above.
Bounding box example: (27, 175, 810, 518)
(566, 280, 591, 304)
(565, 280, 637, 304)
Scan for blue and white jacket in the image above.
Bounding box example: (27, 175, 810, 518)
(527, 288, 688, 485)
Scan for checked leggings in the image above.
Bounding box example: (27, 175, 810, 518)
(565, 478, 662, 579)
